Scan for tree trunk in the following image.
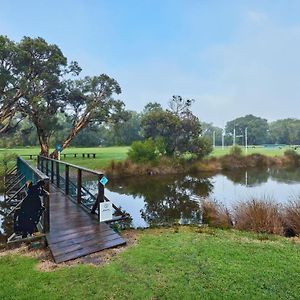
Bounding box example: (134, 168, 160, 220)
(37, 129, 50, 157)
(50, 114, 89, 157)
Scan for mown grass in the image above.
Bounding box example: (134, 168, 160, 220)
(0, 227, 300, 299)
(211, 145, 300, 157)
(0, 146, 130, 170)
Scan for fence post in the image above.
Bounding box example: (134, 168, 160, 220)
(45, 159, 49, 176)
(37, 155, 40, 170)
(77, 169, 82, 204)
(65, 165, 69, 195)
(43, 178, 50, 233)
(56, 161, 60, 187)
(51, 160, 54, 183)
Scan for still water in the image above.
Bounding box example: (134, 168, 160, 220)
(1, 167, 300, 238)
(86, 167, 300, 228)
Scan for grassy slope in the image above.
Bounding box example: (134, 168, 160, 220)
(0, 227, 299, 299)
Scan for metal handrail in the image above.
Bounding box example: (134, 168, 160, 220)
(38, 155, 104, 176)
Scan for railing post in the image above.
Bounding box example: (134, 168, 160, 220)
(56, 161, 60, 187)
(37, 155, 40, 170)
(45, 159, 49, 176)
(77, 169, 82, 204)
(51, 160, 54, 183)
(65, 165, 69, 195)
(43, 178, 50, 233)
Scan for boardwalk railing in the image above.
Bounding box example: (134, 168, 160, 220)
(37, 156, 123, 222)
(4, 157, 50, 234)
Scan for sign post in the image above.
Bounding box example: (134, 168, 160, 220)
(56, 145, 62, 161)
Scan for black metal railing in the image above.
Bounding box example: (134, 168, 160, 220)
(37, 155, 124, 222)
(3, 157, 50, 235)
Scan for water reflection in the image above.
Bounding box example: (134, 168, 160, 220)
(2, 167, 300, 237)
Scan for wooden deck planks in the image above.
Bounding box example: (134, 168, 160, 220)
(46, 185, 126, 263)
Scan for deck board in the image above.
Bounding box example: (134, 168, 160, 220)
(46, 185, 125, 263)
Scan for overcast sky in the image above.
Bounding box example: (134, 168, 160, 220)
(1, 0, 300, 127)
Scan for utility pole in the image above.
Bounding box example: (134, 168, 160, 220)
(245, 127, 248, 154)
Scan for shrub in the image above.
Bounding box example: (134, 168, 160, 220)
(127, 139, 160, 163)
(201, 199, 233, 229)
(234, 199, 283, 235)
(284, 149, 299, 165)
(284, 200, 300, 236)
(229, 145, 243, 157)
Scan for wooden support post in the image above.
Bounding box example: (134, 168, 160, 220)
(74, 153, 77, 158)
(64, 154, 66, 158)
(43, 179, 50, 233)
(65, 165, 69, 195)
(29, 155, 32, 160)
(82, 153, 85, 158)
(87, 153, 90, 158)
(77, 169, 82, 204)
(93, 153, 96, 158)
(56, 161, 60, 187)
(51, 160, 54, 183)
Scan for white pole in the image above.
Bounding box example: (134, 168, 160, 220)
(233, 128, 236, 146)
(245, 127, 248, 154)
(213, 131, 216, 148)
(222, 129, 225, 150)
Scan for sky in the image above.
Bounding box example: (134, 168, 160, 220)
(1, 0, 300, 127)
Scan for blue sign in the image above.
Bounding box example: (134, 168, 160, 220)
(100, 176, 109, 186)
(56, 144, 62, 152)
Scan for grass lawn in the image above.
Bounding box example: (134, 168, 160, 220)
(211, 145, 300, 157)
(0, 146, 130, 170)
(0, 227, 299, 299)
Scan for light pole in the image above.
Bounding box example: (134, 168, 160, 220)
(213, 131, 216, 148)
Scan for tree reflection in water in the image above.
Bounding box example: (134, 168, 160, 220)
(108, 174, 214, 226)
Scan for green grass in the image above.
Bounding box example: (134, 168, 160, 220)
(0, 227, 300, 299)
(211, 145, 300, 157)
(0, 146, 130, 170)
(0, 145, 299, 171)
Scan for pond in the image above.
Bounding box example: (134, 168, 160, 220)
(1, 167, 300, 239)
(84, 167, 300, 228)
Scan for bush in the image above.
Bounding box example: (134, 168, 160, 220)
(201, 199, 233, 229)
(127, 139, 160, 163)
(284, 149, 299, 165)
(229, 145, 243, 157)
(284, 200, 300, 236)
(234, 199, 283, 235)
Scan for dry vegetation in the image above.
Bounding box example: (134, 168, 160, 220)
(201, 198, 300, 237)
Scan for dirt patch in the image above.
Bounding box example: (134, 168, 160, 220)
(0, 230, 139, 271)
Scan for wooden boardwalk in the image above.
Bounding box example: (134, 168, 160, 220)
(46, 185, 126, 263)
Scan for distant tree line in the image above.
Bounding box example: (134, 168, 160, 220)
(1, 35, 300, 154)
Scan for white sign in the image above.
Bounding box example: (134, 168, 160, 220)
(100, 202, 113, 222)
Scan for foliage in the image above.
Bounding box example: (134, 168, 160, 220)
(229, 145, 243, 156)
(127, 139, 160, 163)
(269, 118, 300, 145)
(0, 35, 126, 156)
(141, 96, 212, 158)
(201, 121, 223, 145)
(225, 114, 269, 145)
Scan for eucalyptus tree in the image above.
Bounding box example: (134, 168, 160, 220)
(0, 35, 127, 156)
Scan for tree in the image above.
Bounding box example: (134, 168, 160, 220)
(0, 35, 126, 156)
(225, 114, 269, 145)
(269, 119, 300, 145)
(201, 122, 223, 146)
(141, 96, 211, 158)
